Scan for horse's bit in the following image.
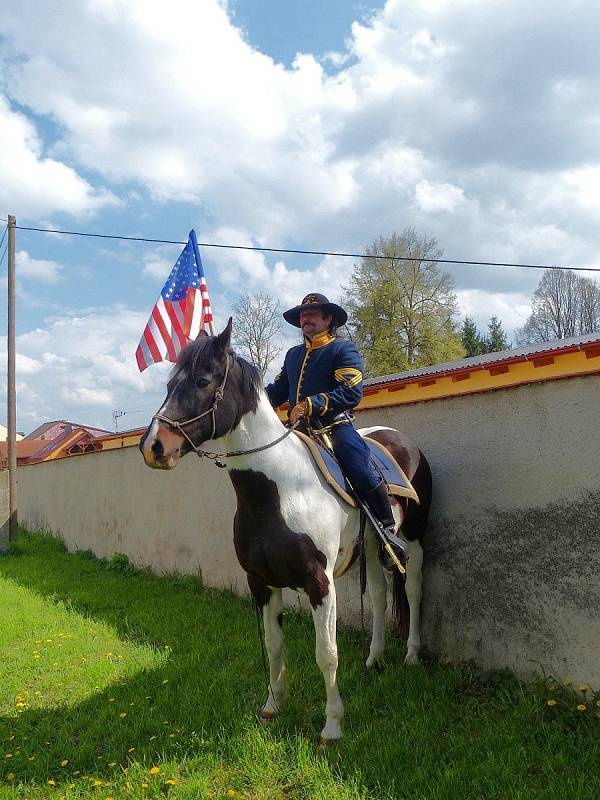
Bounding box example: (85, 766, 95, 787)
(152, 354, 298, 467)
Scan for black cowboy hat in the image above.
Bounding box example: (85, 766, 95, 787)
(283, 293, 348, 328)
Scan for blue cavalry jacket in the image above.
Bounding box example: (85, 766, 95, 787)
(265, 331, 364, 425)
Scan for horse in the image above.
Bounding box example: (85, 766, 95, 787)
(140, 319, 432, 742)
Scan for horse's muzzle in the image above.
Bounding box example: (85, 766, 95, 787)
(140, 423, 183, 470)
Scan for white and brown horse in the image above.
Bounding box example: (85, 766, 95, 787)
(140, 320, 431, 742)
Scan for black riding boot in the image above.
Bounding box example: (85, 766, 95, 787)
(364, 481, 408, 569)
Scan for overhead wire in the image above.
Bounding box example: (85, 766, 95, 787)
(0, 225, 7, 251)
(14, 223, 600, 273)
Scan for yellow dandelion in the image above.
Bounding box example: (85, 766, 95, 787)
(149, 736, 157, 741)
(141, 782, 149, 788)
(34, 691, 42, 696)
(60, 759, 69, 767)
(577, 684, 589, 692)
(577, 704, 587, 712)
(28, 756, 35, 761)
(33, 654, 40, 659)
(128, 747, 135, 753)
(596, 700, 600, 708)
(69, 784, 76, 789)
(548, 685, 556, 692)
(7, 773, 15, 781)
(48, 778, 56, 785)
(547, 699, 557, 707)
(164, 779, 177, 785)
(149, 766, 160, 775)
(15, 702, 26, 708)
(227, 790, 237, 797)
(562, 679, 572, 686)
(5, 754, 12, 759)
(119, 713, 127, 718)
(8, 736, 14, 741)
(46, 639, 52, 644)
(93, 779, 102, 786)
(105, 652, 113, 657)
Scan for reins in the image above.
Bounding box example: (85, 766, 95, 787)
(152, 354, 299, 467)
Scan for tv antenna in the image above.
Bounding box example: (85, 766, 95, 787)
(112, 410, 126, 432)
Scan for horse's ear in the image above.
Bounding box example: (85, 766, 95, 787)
(214, 317, 232, 354)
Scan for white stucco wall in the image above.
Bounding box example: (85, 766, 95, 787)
(17, 374, 600, 685)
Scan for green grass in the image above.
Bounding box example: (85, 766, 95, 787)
(0, 530, 598, 800)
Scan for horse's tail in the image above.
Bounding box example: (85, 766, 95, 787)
(391, 569, 410, 640)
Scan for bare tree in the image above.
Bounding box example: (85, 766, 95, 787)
(516, 268, 600, 345)
(231, 291, 283, 378)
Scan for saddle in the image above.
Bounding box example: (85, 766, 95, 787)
(293, 430, 419, 508)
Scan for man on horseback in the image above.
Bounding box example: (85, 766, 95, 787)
(265, 293, 406, 563)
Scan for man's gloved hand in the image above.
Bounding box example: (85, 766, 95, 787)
(289, 400, 309, 425)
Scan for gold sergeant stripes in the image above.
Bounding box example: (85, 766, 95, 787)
(334, 367, 362, 388)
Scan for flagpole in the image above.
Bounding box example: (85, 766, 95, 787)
(7, 215, 17, 545)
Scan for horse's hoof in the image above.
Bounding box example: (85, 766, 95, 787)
(365, 653, 384, 670)
(404, 651, 419, 666)
(258, 710, 275, 725)
(317, 737, 339, 753)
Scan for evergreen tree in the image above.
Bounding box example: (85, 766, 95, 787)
(484, 315, 510, 352)
(461, 316, 484, 357)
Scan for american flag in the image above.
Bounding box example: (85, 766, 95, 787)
(136, 230, 214, 372)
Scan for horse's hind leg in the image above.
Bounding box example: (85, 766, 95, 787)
(364, 528, 387, 669)
(259, 588, 288, 718)
(311, 578, 344, 741)
(404, 539, 424, 665)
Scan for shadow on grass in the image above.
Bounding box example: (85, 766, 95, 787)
(0, 530, 377, 792)
(1, 530, 600, 800)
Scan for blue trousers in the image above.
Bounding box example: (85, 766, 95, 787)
(330, 422, 381, 496)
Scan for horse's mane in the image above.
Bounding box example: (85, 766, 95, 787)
(174, 336, 263, 413)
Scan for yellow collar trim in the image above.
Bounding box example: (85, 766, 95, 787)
(305, 331, 335, 350)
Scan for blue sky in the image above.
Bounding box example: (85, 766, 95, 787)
(1, 0, 600, 433)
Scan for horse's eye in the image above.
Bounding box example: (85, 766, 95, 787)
(196, 378, 210, 389)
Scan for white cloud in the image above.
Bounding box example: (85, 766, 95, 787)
(415, 180, 465, 213)
(2, 0, 599, 277)
(0, 95, 118, 219)
(456, 288, 532, 337)
(0, 307, 172, 431)
(16, 250, 63, 283)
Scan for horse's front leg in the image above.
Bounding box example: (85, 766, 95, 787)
(248, 576, 288, 720)
(310, 576, 344, 742)
(259, 587, 288, 719)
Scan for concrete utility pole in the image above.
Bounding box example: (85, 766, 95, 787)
(7, 215, 17, 543)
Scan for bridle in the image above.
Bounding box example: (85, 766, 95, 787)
(152, 354, 298, 467)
